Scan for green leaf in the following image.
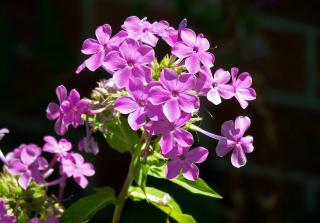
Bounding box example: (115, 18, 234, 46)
(172, 176, 222, 199)
(147, 160, 222, 199)
(129, 186, 196, 223)
(133, 154, 149, 192)
(61, 187, 121, 223)
(102, 114, 139, 153)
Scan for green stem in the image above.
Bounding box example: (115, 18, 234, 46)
(111, 154, 135, 223)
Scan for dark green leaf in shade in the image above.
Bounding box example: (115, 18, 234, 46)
(61, 187, 121, 223)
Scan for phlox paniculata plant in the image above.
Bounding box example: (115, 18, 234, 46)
(0, 16, 256, 223)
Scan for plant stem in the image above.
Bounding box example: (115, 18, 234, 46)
(111, 154, 135, 223)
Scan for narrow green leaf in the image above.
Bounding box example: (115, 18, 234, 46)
(129, 186, 196, 223)
(147, 162, 222, 199)
(61, 187, 121, 223)
(102, 114, 139, 153)
(172, 176, 222, 199)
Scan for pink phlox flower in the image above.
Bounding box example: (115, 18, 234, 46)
(230, 67, 256, 109)
(43, 136, 72, 158)
(216, 116, 254, 168)
(76, 24, 112, 73)
(164, 144, 208, 181)
(46, 85, 68, 135)
(172, 28, 215, 74)
(46, 85, 91, 135)
(60, 153, 95, 189)
(148, 68, 199, 122)
(114, 78, 162, 130)
(103, 38, 154, 88)
(145, 113, 193, 155)
(121, 16, 169, 47)
(206, 68, 234, 105)
(60, 89, 91, 128)
(5, 144, 48, 189)
(0, 200, 16, 223)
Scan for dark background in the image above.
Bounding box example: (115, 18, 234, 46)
(1, 0, 320, 222)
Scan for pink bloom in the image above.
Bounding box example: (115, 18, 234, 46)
(216, 116, 254, 168)
(60, 89, 91, 128)
(165, 144, 208, 181)
(148, 69, 199, 122)
(46, 85, 91, 135)
(114, 79, 162, 130)
(60, 153, 95, 189)
(5, 144, 48, 189)
(230, 67, 256, 109)
(46, 85, 68, 135)
(76, 24, 112, 73)
(0, 200, 16, 223)
(172, 28, 215, 74)
(122, 16, 168, 47)
(207, 68, 234, 105)
(145, 113, 193, 155)
(103, 38, 154, 88)
(43, 136, 72, 157)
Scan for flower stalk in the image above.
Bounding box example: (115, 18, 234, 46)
(111, 153, 135, 223)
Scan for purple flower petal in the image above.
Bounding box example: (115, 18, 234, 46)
(185, 54, 200, 74)
(95, 24, 111, 45)
(241, 136, 254, 153)
(182, 163, 199, 181)
(160, 133, 174, 154)
(234, 72, 252, 88)
(84, 51, 105, 71)
(166, 160, 181, 179)
(234, 116, 251, 138)
(173, 128, 193, 147)
(113, 66, 132, 88)
(207, 88, 222, 105)
(180, 28, 197, 47)
(119, 38, 139, 62)
(103, 51, 126, 73)
(160, 68, 178, 92)
(215, 139, 234, 157)
(163, 98, 181, 122)
(81, 38, 101, 55)
(186, 147, 208, 163)
(19, 174, 32, 190)
(136, 45, 155, 64)
(176, 74, 195, 92)
(114, 96, 139, 114)
(46, 103, 60, 120)
(178, 93, 199, 113)
(148, 86, 171, 105)
(128, 108, 146, 130)
(172, 42, 193, 58)
(231, 145, 247, 168)
(141, 32, 158, 47)
(56, 85, 67, 104)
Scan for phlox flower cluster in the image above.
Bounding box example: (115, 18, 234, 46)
(76, 16, 257, 181)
